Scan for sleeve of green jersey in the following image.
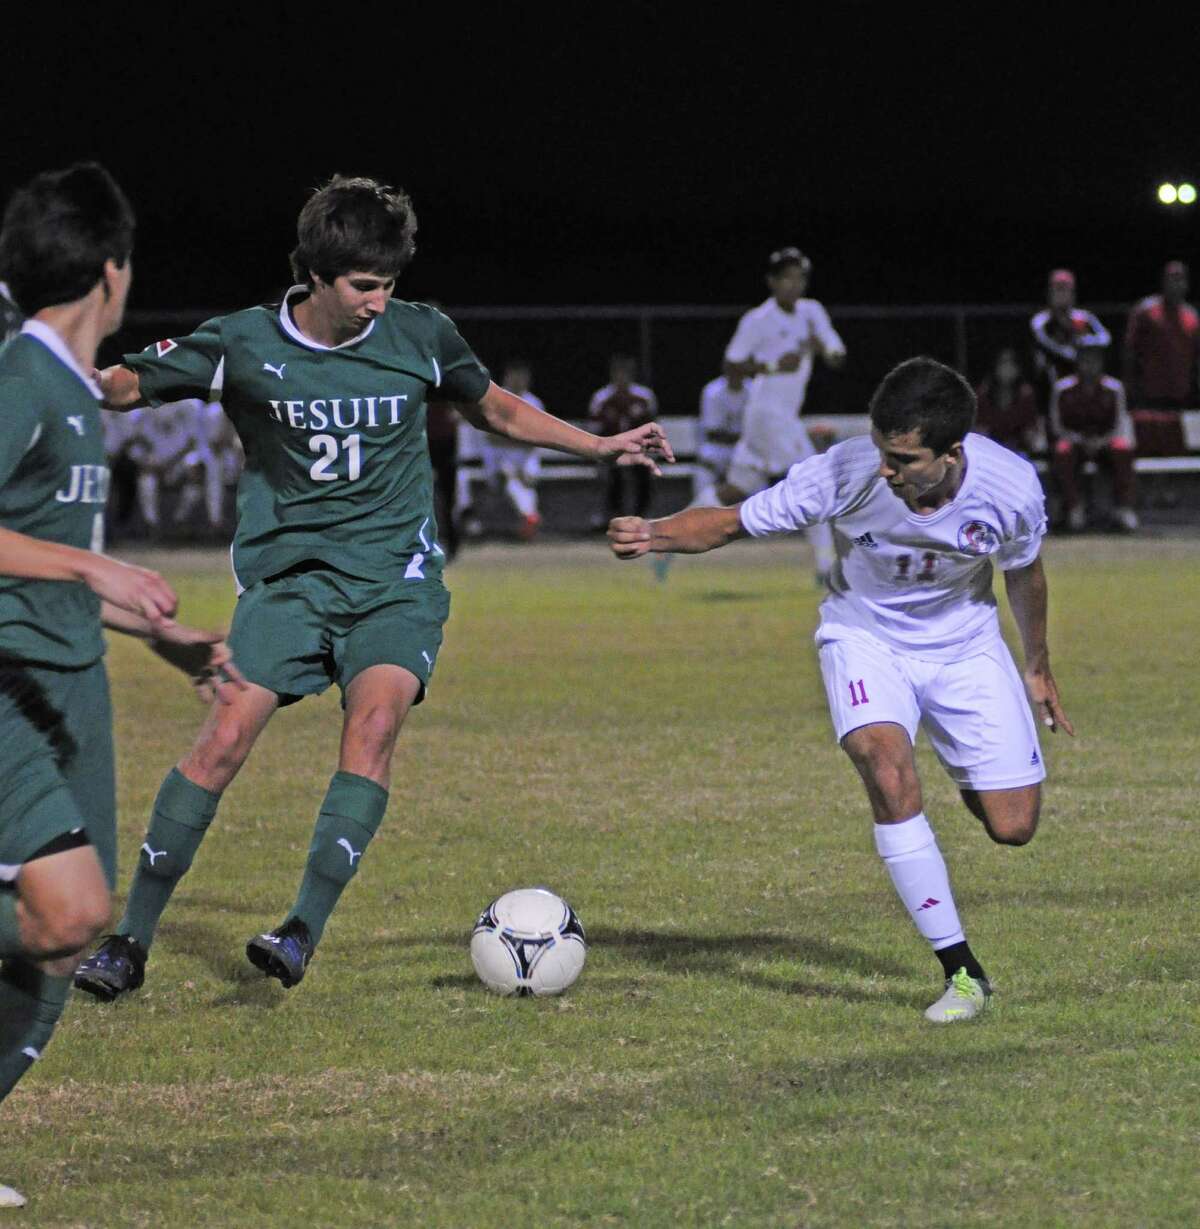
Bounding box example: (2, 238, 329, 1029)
(123, 317, 224, 406)
(430, 309, 491, 402)
(0, 376, 44, 489)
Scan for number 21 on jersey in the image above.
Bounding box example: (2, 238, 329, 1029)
(309, 433, 362, 482)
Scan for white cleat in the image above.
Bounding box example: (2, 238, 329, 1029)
(924, 968, 991, 1023)
(0, 1183, 26, 1207)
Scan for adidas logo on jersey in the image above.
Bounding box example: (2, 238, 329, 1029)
(853, 532, 879, 549)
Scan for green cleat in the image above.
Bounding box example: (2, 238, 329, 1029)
(924, 967, 991, 1023)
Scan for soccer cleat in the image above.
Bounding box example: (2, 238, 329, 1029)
(1112, 507, 1139, 533)
(1066, 505, 1087, 532)
(517, 512, 541, 541)
(651, 553, 674, 583)
(245, 917, 313, 988)
(73, 934, 147, 1002)
(924, 967, 991, 1023)
(0, 1184, 26, 1207)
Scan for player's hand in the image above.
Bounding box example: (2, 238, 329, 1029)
(608, 517, 653, 559)
(776, 351, 802, 373)
(597, 422, 675, 476)
(82, 556, 178, 630)
(1025, 664, 1074, 736)
(149, 624, 248, 705)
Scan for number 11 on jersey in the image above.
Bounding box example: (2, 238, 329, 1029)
(848, 679, 869, 706)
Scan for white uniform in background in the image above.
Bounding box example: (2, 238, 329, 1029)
(201, 401, 242, 527)
(724, 296, 845, 575)
(693, 375, 748, 504)
(740, 432, 1047, 790)
(128, 398, 220, 530)
(480, 390, 544, 524)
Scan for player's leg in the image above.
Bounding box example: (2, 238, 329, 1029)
(820, 636, 989, 1020)
(960, 785, 1040, 846)
(1105, 439, 1139, 531)
(1053, 440, 1086, 530)
(248, 576, 448, 986)
(1, 661, 114, 1101)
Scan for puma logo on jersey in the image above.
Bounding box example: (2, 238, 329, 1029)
(263, 362, 287, 379)
(141, 843, 168, 867)
(421, 650, 433, 669)
(336, 838, 363, 865)
(66, 415, 86, 436)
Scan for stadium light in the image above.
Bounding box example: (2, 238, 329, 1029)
(1158, 182, 1179, 205)
(1179, 183, 1197, 205)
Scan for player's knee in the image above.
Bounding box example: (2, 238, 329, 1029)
(345, 703, 401, 759)
(25, 889, 110, 959)
(194, 712, 256, 776)
(986, 802, 1039, 846)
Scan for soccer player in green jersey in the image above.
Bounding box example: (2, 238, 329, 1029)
(0, 163, 241, 1209)
(76, 175, 674, 998)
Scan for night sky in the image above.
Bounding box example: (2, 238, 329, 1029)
(5, 12, 1196, 312)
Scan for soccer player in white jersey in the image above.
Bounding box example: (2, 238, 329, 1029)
(479, 360, 544, 538)
(692, 369, 749, 506)
(610, 357, 1073, 1022)
(722, 247, 846, 584)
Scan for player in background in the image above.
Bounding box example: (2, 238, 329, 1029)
(127, 397, 223, 536)
(721, 247, 845, 585)
(610, 356, 1072, 1023)
(588, 355, 658, 527)
(1029, 269, 1110, 411)
(0, 163, 240, 1210)
(692, 368, 749, 507)
(1123, 260, 1200, 409)
(480, 360, 544, 539)
(1049, 336, 1137, 532)
(75, 175, 673, 1001)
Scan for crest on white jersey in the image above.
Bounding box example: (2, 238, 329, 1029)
(957, 520, 1000, 555)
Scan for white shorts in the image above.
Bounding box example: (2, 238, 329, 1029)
(480, 439, 540, 484)
(727, 416, 817, 494)
(817, 628, 1045, 792)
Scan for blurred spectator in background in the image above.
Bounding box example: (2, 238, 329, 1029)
(1030, 269, 1110, 411)
(201, 402, 242, 531)
(588, 354, 657, 524)
(0, 280, 22, 343)
(479, 360, 543, 539)
(1123, 260, 1199, 409)
(692, 368, 748, 506)
(127, 398, 223, 536)
(102, 407, 142, 540)
(975, 347, 1043, 457)
(426, 398, 462, 560)
(1050, 336, 1137, 533)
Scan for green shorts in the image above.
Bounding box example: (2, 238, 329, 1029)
(0, 658, 116, 888)
(228, 564, 451, 706)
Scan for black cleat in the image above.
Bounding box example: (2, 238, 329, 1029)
(245, 917, 313, 988)
(74, 934, 147, 1002)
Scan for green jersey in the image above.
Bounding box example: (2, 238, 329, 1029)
(125, 288, 490, 588)
(0, 322, 107, 668)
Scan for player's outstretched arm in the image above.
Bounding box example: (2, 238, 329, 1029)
(96, 364, 143, 410)
(1003, 557, 1074, 735)
(464, 383, 674, 473)
(100, 604, 247, 705)
(608, 506, 746, 559)
(0, 527, 177, 628)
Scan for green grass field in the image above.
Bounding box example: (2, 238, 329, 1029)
(5, 535, 1199, 1227)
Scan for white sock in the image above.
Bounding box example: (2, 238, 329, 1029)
(874, 812, 965, 950)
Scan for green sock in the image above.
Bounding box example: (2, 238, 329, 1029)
(0, 889, 21, 959)
(289, 772, 388, 947)
(0, 963, 71, 1103)
(117, 768, 221, 949)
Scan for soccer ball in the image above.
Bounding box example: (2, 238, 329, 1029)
(470, 888, 587, 997)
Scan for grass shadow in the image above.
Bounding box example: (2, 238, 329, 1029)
(692, 589, 765, 603)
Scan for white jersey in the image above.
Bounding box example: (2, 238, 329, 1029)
(698, 376, 748, 470)
(740, 433, 1046, 660)
(132, 398, 210, 466)
(725, 297, 845, 463)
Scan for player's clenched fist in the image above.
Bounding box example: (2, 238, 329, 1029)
(608, 516, 652, 559)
